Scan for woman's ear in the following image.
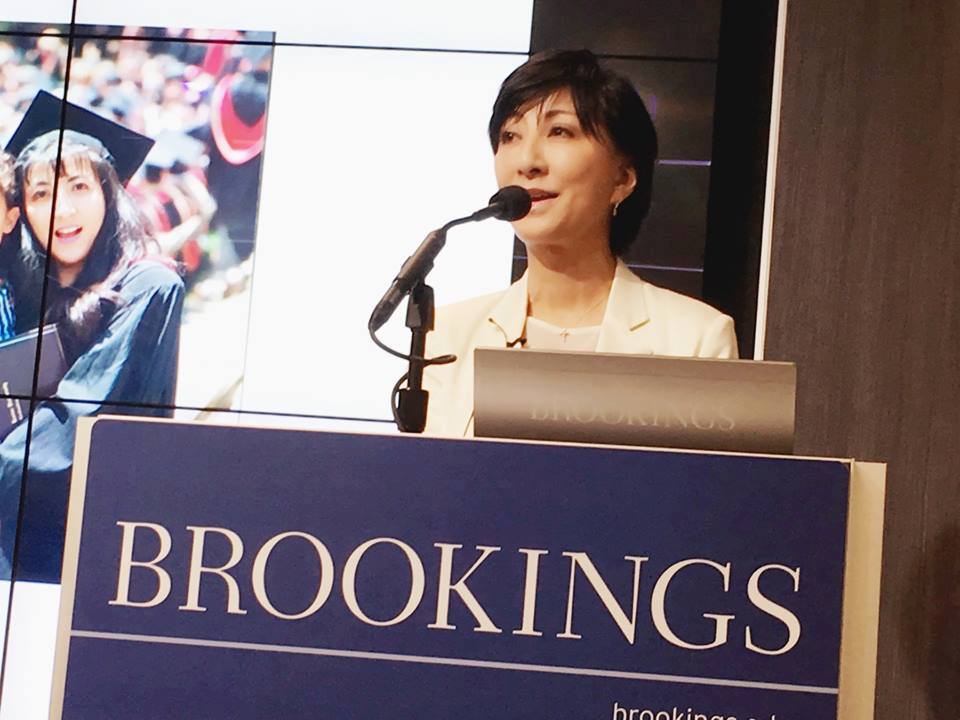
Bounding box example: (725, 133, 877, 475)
(1, 206, 19, 235)
(613, 162, 637, 205)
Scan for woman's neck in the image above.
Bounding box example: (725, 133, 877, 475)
(525, 245, 616, 328)
(57, 265, 80, 288)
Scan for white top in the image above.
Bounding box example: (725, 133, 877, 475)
(524, 316, 601, 352)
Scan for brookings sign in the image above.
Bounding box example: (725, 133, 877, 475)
(51, 419, 883, 719)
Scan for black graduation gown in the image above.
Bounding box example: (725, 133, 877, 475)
(0, 261, 184, 581)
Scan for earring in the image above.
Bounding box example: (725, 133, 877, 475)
(612, 200, 621, 217)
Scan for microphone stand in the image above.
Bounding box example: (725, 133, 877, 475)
(396, 281, 434, 433)
(369, 187, 531, 434)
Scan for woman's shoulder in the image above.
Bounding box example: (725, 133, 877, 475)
(619, 269, 737, 357)
(436, 288, 509, 323)
(622, 268, 731, 325)
(428, 286, 513, 353)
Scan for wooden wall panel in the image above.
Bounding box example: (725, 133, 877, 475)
(765, 1, 960, 717)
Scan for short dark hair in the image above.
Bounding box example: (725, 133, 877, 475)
(488, 49, 658, 256)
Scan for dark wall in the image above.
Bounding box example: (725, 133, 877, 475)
(765, 2, 960, 717)
(703, 1, 779, 358)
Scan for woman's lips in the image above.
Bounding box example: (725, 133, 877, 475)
(527, 189, 559, 203)
(54, 226, 83, 242)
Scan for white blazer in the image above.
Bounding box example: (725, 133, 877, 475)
(423, 260, 738, 437)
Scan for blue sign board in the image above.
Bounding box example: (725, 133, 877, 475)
(53, 418, 856, 719)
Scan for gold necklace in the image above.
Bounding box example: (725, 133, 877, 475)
(527, 291, 609, 343)
(557, 292, 608, 342)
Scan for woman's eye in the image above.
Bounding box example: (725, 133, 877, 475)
(499, 130, 517, 144)
(72, 181, 89, 192)
(30, 190, 48, 202)
(548, 125, 574, 138)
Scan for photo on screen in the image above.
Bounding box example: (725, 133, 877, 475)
(0, 24, 276, 587)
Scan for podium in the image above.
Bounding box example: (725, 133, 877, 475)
(50, 418, 884, 719)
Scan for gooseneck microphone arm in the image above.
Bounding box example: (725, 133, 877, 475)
(368, 186, 532, 333)
(367, 216, 467, 334)
(368, 186, 532, 433)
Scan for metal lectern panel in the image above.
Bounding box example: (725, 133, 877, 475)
(474, 348, 796, 454)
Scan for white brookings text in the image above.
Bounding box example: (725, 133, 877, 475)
(612, 703, 779, 720)
(108, 522, 802, 654)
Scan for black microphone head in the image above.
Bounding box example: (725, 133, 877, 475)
(488, 185, 532, 221)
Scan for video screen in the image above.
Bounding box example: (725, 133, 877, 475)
(0, 3, 749, 715)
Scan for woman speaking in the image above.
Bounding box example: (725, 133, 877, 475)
(424, 50, 737, 437)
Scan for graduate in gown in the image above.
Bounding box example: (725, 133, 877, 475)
(0, 92, 184, 581)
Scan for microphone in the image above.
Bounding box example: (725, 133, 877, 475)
(470, 185, 532, 222)
(368, 186, 532, 331)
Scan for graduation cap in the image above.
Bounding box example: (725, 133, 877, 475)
(4, 90, 154, 184)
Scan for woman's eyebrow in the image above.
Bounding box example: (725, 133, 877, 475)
(27, 173, 85, 188)
(541, 108, 577, 120)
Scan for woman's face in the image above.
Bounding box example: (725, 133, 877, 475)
(493, 89, 636, 255)
(24, 155, 106, 284)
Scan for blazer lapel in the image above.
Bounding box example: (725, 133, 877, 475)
(456, 272, 529, 436)
(487, 271, 529, 347)
(596, 260, 655, 355)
